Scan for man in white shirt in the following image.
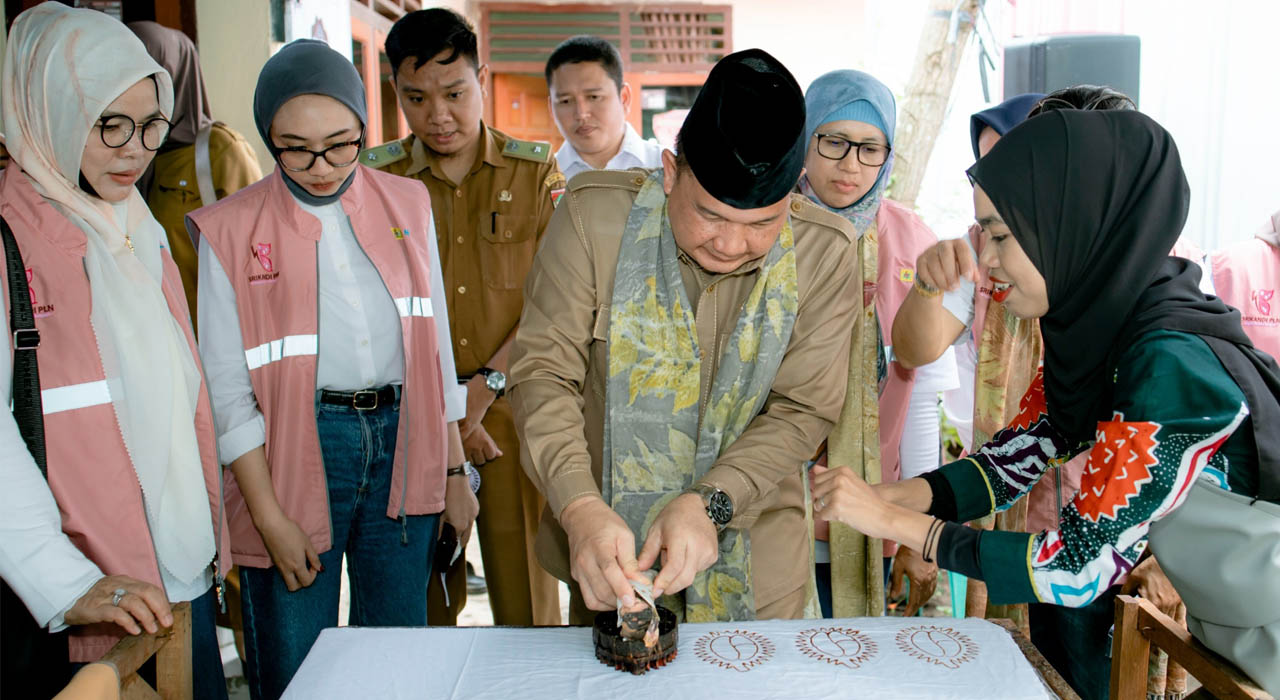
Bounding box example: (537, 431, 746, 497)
(545, 36, 663, 180)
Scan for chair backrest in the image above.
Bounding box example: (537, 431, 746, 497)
(1111, 594, 1274, 700)
(100, 601, 192, 700)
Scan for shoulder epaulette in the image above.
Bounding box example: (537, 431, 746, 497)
(567, 167, 652, 193)
(787, 193, 857, 244)
(502, 137, 553, 164)
(358, 140, 410, 169)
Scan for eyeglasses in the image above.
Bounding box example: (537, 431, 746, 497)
(96, 115, 172, 151)
(814, 133, 891, 167)
(275, 134, 364, 172)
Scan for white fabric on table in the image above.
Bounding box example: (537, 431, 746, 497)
(285, 617, 1055, 699)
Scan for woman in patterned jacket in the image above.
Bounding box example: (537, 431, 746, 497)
(812, 109, 1280, 700)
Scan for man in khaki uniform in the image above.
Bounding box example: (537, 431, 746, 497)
(361, 8, 562, 626)
(509, 49, 860, 624)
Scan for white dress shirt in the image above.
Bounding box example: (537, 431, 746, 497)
(554, 122, 665, 181)
(198, 197, 466, 466)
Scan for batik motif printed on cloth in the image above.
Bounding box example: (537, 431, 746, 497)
(602, 170, 799, 622)
(827, 229, 885, 617)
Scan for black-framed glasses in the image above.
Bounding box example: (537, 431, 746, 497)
(814, 133, 891, 167)
(275, 133, 364, 172)
(96, 115, 172, 151)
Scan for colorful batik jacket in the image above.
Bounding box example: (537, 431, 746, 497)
(930, 330, 1258, 607)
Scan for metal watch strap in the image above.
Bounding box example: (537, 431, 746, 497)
(686, 483, 731, 531)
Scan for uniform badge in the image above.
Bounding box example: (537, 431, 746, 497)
(255, 243, 274, 272)
(25, 267, 53, 318)
(250, 243, 280, 285)
(498, 190, 512, 202)
(545, 171, 567, 207)
(392, 227, 410, 240)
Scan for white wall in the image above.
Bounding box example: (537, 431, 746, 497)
(723, 0, 869, 90)
(197, 0, 275, 170)
(287, 0, 354, 59)
(1121, 0, 1280, 249)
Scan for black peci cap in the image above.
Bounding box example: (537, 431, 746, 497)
(679, 49, 806, 209)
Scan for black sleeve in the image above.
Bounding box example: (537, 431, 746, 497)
(921, 469, 958, 521)
(935, 521, 983, 580)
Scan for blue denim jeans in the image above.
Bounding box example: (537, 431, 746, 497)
(239, 394, 440, 700)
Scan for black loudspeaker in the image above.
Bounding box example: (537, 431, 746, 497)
(1003, 34, 1141, 106)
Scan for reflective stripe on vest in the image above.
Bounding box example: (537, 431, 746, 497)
(42, 380, 112, 415)
(244, 334, 319, 371)
(394, 297, 433, 318)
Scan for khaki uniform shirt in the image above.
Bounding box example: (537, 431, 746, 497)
(508, 169, 861, 610)
(362, 125, 560, 375)
(147, 122, 262, 323)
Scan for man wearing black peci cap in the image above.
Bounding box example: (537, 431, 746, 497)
(508, 49, 862, 623)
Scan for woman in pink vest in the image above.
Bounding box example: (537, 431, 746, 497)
(798, 69, 956, 617)
(1204, 212, 1280, 361)
(0, 5, 229, 699)
(189, 40, 476, 700)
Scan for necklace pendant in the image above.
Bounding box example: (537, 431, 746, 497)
(125, 234, 134, 253)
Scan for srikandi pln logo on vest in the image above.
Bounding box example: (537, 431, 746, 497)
(250, 243, 279, 285)
(25, 268, 54, 318)
(1253, 289, 1274, 318)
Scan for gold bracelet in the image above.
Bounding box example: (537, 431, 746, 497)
(914, 275, 942, 299)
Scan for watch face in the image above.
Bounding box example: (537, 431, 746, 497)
(708, 490, 733, 525)
(485, 371, 506, 392)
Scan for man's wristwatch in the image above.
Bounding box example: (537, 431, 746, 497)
(447, 460, 481, 493)
(685, 483, 733, 532)
(475, 367, 506, 399)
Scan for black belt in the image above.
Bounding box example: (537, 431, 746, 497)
(319, 384, 399, 411)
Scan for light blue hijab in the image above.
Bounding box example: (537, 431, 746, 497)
(799, 70, 897, 238)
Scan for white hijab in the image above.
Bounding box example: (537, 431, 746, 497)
(1, 3, 214, 586)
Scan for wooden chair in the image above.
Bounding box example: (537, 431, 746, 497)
(98, 601, 193, 700)
(1111, 595, 1273, 700)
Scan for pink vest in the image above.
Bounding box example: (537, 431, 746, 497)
(189, 167, 448, 568)
(875, 199, 939, 484)
(1210, 238, 1280, 361)
(0, 169, 229, 662)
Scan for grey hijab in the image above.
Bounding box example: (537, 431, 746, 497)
(253, 39, 367, 205)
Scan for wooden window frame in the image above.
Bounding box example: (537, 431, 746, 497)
(479, 2, 731, 127)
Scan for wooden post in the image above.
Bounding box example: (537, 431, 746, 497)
(1111, 595, 1151, 700)
(156, 601, 193, 699)
(889, 0, 982, 208)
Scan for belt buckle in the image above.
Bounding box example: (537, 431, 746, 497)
(352, 389, 378, 411)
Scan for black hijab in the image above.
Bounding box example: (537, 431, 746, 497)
(968, 110, 1280, 500)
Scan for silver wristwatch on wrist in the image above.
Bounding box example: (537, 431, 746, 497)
(447, 460, 481, 493)
(685, 483, 733, 532)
